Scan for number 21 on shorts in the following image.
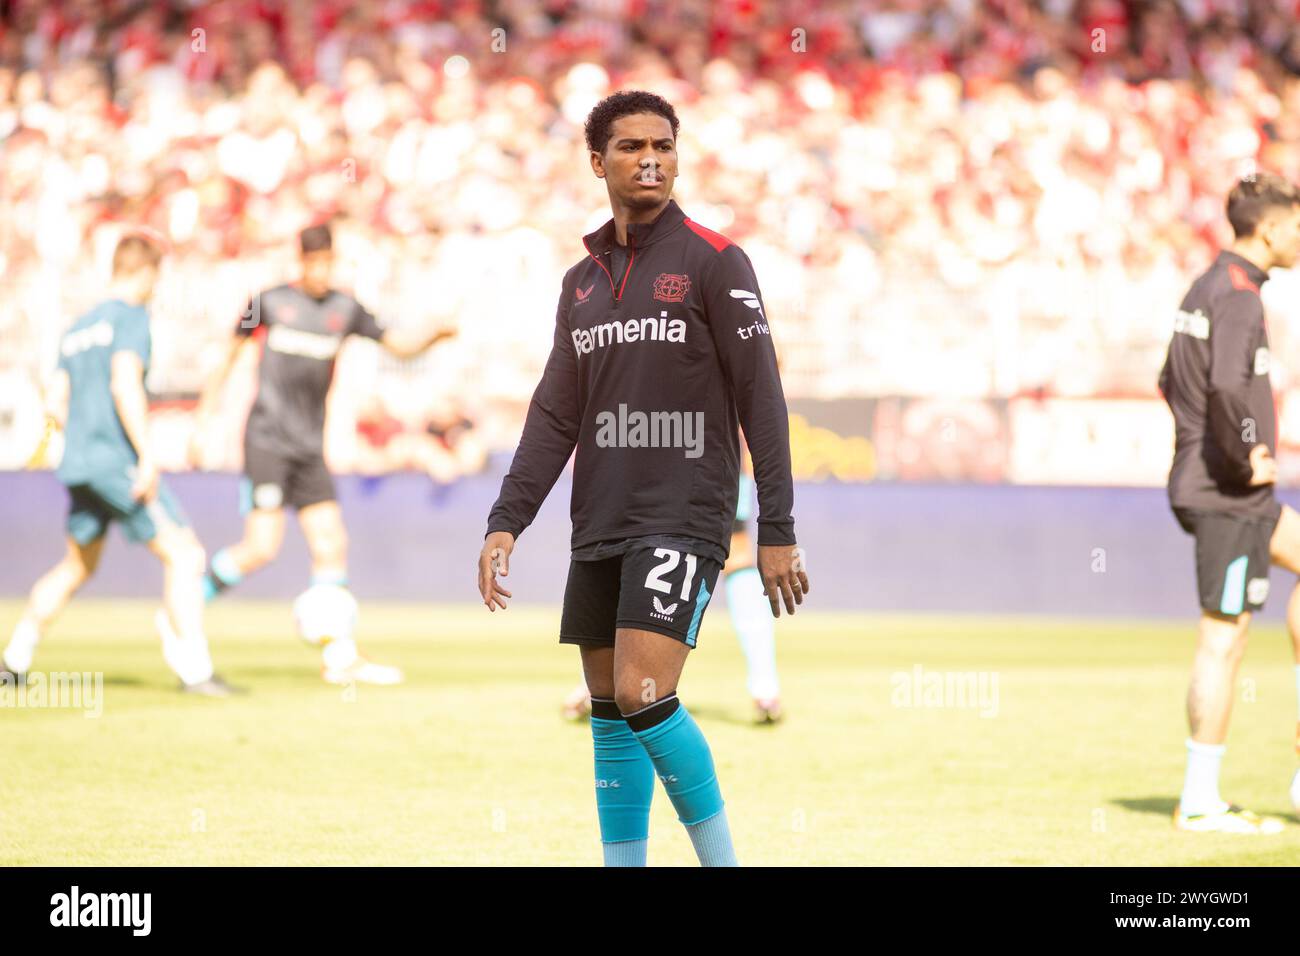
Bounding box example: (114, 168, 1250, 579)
(644, 548, 699, 602)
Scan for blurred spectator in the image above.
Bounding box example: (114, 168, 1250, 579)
(6, 0, 1300, 472)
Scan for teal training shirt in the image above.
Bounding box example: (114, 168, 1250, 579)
(56, 299, 151, 486)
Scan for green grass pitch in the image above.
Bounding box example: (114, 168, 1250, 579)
(2, 599, 1298, 865)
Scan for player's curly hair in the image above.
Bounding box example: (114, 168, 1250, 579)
(300, 223, 333, 253)
(584, 90, 680, 155)
(1227, 172, 1300, 238)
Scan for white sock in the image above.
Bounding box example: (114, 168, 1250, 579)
(182, 636, 215, 685)
(156, 610, 214, 686)
(322, 638, 358, 671)
(1181, 738, 1229, 816)
(3, 617, 40, 674)
(724, 568, 779, 701)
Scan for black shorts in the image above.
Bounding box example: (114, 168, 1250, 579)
(1174, 504, 1281, 616)
(559, 542, 722, 649)
(242, 442, 336, 512)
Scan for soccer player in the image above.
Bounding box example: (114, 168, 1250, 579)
(2, 234, 228, 695)
(477, 91, 809, 866)
(190, 224, 454, 685)
(1159, 173, 1300, 833)
(562, 464, 784, 725)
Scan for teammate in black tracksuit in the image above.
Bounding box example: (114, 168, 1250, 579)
(477, 92, 809, 866)
(1157, 174, 1300, 833)
(1162, 247, 1281, 607)
(191, 224, 454, 686)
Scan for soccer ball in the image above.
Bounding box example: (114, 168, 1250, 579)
(292, 584, 358, 647)
(1291, 768, 1300, 815)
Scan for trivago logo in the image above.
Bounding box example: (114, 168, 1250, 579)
(729, 288, 764, 319)
(571, 311, 685, 357)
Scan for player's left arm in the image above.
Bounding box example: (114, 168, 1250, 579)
(109, 347, 157, 502)
(1207, 290, 1270, 485)
(46, 367, 70, 429)
(351, 301, 456, 358)
(703, 245, 809, 617)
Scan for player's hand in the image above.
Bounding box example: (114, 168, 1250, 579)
(24, 414, 61, 469)
(420, 323, 458, 352)
(478, 531, 515, 611)
(1249, 444, 1278, 486)
(757, 544, 810, 618)
(186, 427, 207, 471)
(131, 458, 160, 502)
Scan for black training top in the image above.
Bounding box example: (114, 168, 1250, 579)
(1159, 250, 1277, 518)
(237, 284, 385, 457)
(486, 199, 796, 558)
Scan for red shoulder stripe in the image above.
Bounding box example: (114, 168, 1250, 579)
(1228, 263, 1259, 294)
(684, 218, 734, 253)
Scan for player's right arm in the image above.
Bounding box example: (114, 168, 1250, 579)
(1206, 290, 1273, 486)
(478, 281, 581, 610)
(188, 298, 262, 468)
(25, 367, 70, 469)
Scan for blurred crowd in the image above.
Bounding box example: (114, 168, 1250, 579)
(7, 0, 1300, 473)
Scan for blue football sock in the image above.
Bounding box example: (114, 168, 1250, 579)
(311, 570, 349, 588)
(627, 695, 737, 866)
(685, 808, 737, 866)
(602, 838, 648, 867)
(590, 697, 653, 866)
(203, 548, 244, 603)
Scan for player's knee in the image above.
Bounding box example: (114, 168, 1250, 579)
(65, 539, 102, 586)
(1230, 617, 1251, 656)
(177, 536, 206, 578)
(614, 686, 646, 716)
(614, 680, 673, 717)
(1199, 613, 1249, 659)
(154, 531, 202, 574)
(243, 533, 281, 569)
(64, 555, 94, 590)
(1214, 632, 1249, 663)
(80, 550, 103, 579)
